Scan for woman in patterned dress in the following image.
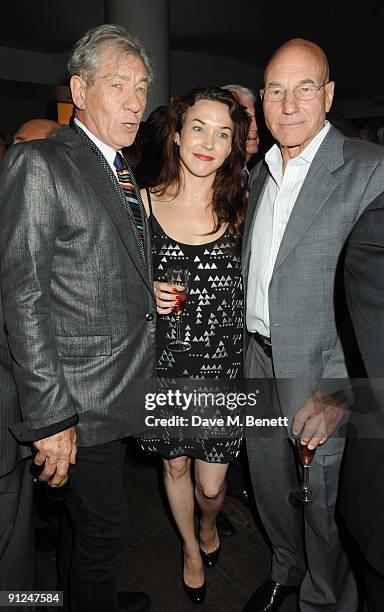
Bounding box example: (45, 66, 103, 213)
(140, 86, 248, 603)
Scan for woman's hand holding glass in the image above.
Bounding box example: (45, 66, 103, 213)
(154, 280, 186, 315)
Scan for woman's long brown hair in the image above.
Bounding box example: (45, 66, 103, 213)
(153, 86, 249, 247)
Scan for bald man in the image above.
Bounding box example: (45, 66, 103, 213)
(242, 39, 384, 611)
(13, 118, 60, 144)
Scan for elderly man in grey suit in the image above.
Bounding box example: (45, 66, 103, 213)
(242, 39, 384, 612)
(0, 24, 155, 612)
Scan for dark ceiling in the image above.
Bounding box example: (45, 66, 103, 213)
(1, 0, 384, 99)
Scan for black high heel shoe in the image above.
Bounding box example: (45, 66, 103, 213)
(182, 550, 206, 605)
(200, 540, 222, 569)
(182, 576, 206, 605)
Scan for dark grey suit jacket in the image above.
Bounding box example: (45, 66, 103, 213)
(341, 192, 384, 573)
(0, 291, 26, 477)
(243, 126, 384, 451)
(0, 125, 156, 448)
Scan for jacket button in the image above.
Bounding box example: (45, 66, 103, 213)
(145, 313, 153, 321)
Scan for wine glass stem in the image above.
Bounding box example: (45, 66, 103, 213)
(174, 315, 182, 342)
(303, 465, 310, 490)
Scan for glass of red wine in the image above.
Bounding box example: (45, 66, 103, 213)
(166, 267, 191, 352)
(294, 437, 316, 503)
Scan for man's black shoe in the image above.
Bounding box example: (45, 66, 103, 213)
(242, 579, 297, 611)
(216, 510, 236, 537)
(117, 591, 151, 612)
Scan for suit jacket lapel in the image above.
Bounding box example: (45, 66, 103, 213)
(274, 126, 345, 270)
(71, 133, 153, 293)
(242, 163, 269, 276)
(273, 164, 339, 269)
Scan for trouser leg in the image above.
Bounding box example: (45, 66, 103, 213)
(299, 452, 358, 611)
(364, 563, 384, 612)
(0, 458, 34, 612)
(245, 337, 357, 609)
(247, 435, 306, 585)
(61, 440, 129, 612)
(245, 338, 305, 585)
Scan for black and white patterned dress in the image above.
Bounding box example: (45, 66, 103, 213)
(140, 194, 244, 463)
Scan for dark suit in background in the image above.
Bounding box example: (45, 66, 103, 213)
(341, 192, 384, 611)
(0, 292, 34, 612)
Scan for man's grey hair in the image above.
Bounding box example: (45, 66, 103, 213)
(222, 84, 255, 104)
(68, 24, 153, 86)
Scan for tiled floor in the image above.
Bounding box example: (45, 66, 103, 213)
(34, 444, 296, 612)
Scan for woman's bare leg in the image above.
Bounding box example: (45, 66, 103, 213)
(163, 457, 204, 587)
(194, 460, 229, 553)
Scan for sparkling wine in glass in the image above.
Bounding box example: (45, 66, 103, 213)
(166, 268, 191, 352)
(294, 438, 316, 503)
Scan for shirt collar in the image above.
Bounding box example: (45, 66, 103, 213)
(265, 120, 331, 177)
(74, 117, 120, 171)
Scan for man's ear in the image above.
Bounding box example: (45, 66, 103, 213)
(324, 80, 335, 113)
(70, 75, 87, 110)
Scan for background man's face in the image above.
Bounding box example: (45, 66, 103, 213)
(71, 47, 148, 150)
(263, 44, 334, 159)
(236, 94, 259, 158)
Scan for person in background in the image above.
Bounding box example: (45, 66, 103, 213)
(242, 38, 384, 612)
(221, 84, 262, 517)
(0, 129, 10, 159)
(133, 104, 169, 188)
(222, 84, 259, 171)
(0, 119, 61, 612)
(357, 123, 376, 142)
(0, 304, 34, 612)
(377, 124, 384, 145)
(0, 24, 156, 612)
(12, 118, 60, 144)
(341, 190, 384, 612)
(139, 85, 248, 605)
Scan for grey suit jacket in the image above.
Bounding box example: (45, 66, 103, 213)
(0, 126, 156, 448)
(243, 126, 384, 446)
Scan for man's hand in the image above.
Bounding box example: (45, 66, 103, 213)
(292, 390, 347, 450)
(33, 426, 77, 486)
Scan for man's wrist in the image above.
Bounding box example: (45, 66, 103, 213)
(10, 414, 78, 444)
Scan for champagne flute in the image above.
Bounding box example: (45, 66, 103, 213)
(294, 438, 316, 503)
(166, 267, 191, 352)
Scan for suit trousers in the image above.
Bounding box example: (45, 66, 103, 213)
(58, 439, 129, 612)
(245, 337, 358, 611)
(0, 458, 34, 612)
(365, 563, 384, 612)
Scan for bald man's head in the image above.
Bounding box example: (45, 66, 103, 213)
(262, 38, 334, 164)
(13, 119, 60, 145)
(264, 38, 329, 84)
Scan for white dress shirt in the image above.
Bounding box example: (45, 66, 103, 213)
(74, 118, 120, 178)
(246, 121, 331, 337)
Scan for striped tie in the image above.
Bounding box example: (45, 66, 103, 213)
(113, 152, 145, 239)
